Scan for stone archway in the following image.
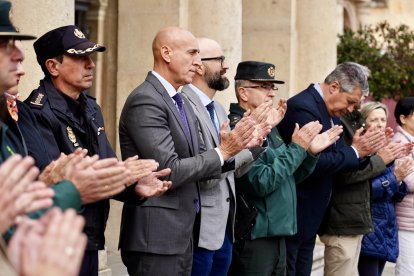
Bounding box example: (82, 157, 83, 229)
(342, 0, 359, 31)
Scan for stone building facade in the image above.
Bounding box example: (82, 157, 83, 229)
(10, 0, 414, 273)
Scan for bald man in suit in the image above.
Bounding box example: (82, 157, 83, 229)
(118, 27, 260, 276)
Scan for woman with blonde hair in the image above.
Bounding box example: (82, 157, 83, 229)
(358, 101, 413, 276)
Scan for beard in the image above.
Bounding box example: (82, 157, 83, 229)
(205, 66, 230, 91)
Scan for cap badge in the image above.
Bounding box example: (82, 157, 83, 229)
(268, 67, 275, 78)
(67, 126, 79, 147)
(74, 28, 85, 39)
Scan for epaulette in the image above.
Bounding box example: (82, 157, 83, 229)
(28, 91, 47, 109)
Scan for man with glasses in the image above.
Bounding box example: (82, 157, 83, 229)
(228, 61, 343, 275)
(181, 39, 270, 276)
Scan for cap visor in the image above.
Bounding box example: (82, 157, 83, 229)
(65, 41, 106, 56)
(0, 32, 36, 40)
(250, 78, 285, 84)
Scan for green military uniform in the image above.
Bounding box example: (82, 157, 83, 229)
(228, 103, 319, 276)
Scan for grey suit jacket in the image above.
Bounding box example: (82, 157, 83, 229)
(118, 72, 222, 254)
(181, 85, 262, 250)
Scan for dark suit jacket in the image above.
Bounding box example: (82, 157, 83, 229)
(118, 72, 222, 254)
(277, 84, 360, 240)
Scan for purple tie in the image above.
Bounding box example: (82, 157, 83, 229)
(172, 93, 199, 213)
(172, 93, 191, 139)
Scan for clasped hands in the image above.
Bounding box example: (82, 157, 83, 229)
(39, 148, 171, 203)
(218, 100, 282, 160)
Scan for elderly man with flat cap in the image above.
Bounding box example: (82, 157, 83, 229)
(228, 61, 342, 276)
(25, 25, 171, 276)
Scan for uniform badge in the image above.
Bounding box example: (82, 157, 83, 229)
(67, 126, 79, 147)
(268, 66, 275, 78)
(30, 92, 44, 106)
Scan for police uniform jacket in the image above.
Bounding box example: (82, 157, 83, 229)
(3, 100, 51, 170)
(25, 77, 116, 251)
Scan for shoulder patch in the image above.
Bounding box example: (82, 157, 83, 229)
(28, 92, 47, 109)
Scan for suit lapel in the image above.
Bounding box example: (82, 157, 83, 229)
(182, 86, 219, 145)
(182, 96, 198, 153)
(146, 73, 194, 153)
(309, 87, 338, 150)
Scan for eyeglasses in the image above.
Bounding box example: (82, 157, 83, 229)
(242, 84, 278, 91)
(201, 56, 225, 67)
(0, 37, 16, 53)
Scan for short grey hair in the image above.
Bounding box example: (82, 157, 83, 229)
(324, 62, 371, 96)
(234, 79, 250, 102)
(360, 101, 389, 121)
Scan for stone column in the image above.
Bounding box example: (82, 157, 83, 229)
(242, 0, 337, 98)
(242, 0, 294, 100)
(188, 0, 242, 111)
(107, 0, 186, 257)
(88, 0, 109, 105)
(11, 0, 74, 99)
(295, 0, 338, 94)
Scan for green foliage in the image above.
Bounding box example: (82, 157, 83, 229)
(337, 22, 414, 100)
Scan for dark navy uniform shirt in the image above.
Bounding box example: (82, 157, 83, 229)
(25, 77, 116, 251)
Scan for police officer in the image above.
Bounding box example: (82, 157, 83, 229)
(24, 25, 172, 276)
(23, 26, 114, 275)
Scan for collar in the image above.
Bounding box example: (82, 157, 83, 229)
(397, 125, 414, 142)
(188, 84, 212, 107)
(229, 102, 246, 117)
(313, 83, 324, 99)
(151, 70, 178, 98)
(60, 89, 82, 116)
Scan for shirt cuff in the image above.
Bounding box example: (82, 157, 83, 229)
(350, 145, 360, 159)
(214, 147, 224, 166)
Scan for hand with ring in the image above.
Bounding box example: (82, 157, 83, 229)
(8, 208, 87, 276)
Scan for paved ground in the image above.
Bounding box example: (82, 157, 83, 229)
(108, 253, 128, 276)
(107, 252, 396, 276)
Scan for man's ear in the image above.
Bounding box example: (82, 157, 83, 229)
(160, 45, 172, 63)
(238, 87, 249, 102)
(329, 81, 340, 94)
(45, 59, 60, 77)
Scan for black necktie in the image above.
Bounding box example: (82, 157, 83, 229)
(206, 101, 219, 138)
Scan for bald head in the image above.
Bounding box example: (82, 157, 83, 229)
(151, 26, 201, 89)
(152, 27, 195, 61)
(192, 37, 229, 97)
(197, 38, 222, 59)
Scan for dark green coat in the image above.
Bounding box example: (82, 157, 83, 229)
(323, 111, 386, 235)
(229, 103, 318, 239)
